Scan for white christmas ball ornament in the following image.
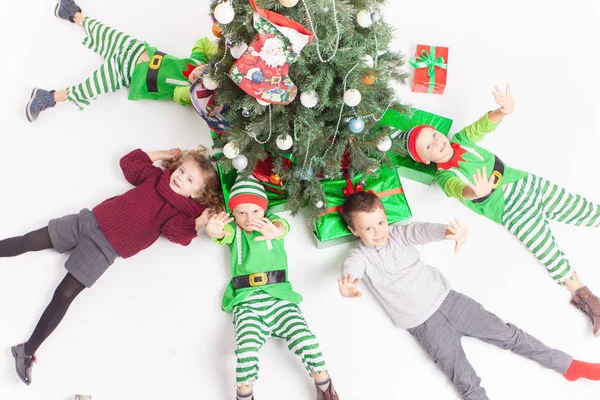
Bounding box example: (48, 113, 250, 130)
(202, 75, 219, 90)
(376, 136, 393, 152)
(343, 89, 362, 107)
(230, 42, 248, 59)
(223, 142, 239, 159)
(214, 2, 235, 24)
(360, 54, 374, 68)
(300, 90, 318, 108)
(232, 155, 248, 171)
(315, 200, 324, 209)
(279, 0, 299, 7)
(276, 134, 293, 150)
(356, 10, 373, 28)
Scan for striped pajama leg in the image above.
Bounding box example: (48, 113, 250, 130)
(66, 17, 146, 109)
(232, 300, 270, 386)
(501, 173, 600, 284)
(231, 292, 327, 386)
(268, 301, 327, 375)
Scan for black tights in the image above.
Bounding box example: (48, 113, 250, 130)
(25, 273, 85, 355)
(0, 227, 86, 356)
(0, 226, 54, 257)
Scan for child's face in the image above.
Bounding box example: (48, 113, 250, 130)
(414, 127, 453, 164)
(232, 203, 266, 232)
(169, 158, 205, 199)
(348, 206, 390, 247)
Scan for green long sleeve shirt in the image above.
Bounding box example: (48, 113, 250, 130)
(433, 112, 527, 223)
(213, 213, 303, 313)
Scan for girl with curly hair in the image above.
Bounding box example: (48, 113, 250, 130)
(0, 146, 223, 385)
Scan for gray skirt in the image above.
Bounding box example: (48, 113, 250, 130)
(48, 208, 119, 288)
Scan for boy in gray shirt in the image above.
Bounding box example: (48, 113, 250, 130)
(338, 191, 600, 400)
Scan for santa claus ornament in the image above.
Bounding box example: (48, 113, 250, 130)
(229, 0, 314, 105)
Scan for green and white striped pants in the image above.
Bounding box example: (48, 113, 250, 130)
(66, 17, 146, 109)
(232, 291, 326, 385)
(502, 173, 600, 284)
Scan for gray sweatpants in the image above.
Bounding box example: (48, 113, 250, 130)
(407, 290, 572, 400)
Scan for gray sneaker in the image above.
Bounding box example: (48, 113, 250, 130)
(25, 88, 56, 122)
(54, 0, 82, 23)
(11, 343, 35, 385)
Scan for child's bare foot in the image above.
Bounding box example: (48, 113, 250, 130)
(54, 0, 82, 23)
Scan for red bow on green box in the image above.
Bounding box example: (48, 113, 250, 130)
(314, 166, 413, 243)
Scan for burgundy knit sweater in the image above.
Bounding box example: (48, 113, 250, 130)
(92, 149, 206, 258)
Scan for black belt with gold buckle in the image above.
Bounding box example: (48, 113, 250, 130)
(232, 270, 286, 289)
(472, 155, 505, 204)
(146, 50, 166, 93)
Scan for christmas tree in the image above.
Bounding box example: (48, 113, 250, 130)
(205, 0, 408, 219)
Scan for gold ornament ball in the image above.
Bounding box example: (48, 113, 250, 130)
(269, 174, 282, 185)
(212, 23, 222, 38)
(361, 71, 377, 85)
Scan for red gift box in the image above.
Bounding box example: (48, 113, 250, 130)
(409, 44, 448, 94)
(253, 156, 292, 194)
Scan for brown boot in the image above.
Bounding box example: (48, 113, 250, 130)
(316, 378, 339, 400)
(570, 286, 600, 336)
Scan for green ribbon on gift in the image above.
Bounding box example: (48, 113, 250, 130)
(409, 46, 448, 94)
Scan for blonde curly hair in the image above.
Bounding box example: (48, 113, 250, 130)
(162, 146, 224, 212)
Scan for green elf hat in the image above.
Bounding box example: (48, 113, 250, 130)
(391, 124, 435, 163)
(228, 174, 269, 211)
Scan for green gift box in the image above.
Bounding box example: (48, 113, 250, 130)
(313, 165, 412, 248)
(378, 108, 453, 185)
(217, 162, 288, 214)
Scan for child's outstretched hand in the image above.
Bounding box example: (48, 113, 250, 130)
(206, 211, 234, 239)
(492, 84, 514, 115)
(468, 166, 495, 199)
(338, 274, 362, 298)
(251, 218, 284, 241)
(195, 208, 214, 231)
(445, 219, 468, 253)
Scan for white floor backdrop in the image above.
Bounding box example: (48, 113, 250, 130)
(1, 0, 599, 399)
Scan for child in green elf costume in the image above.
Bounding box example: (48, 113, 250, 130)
(25, 0, 217, 122)
(391, 84, 600, 336)
(206, 175, 339, 400)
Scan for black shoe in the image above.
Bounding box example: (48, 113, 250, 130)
(11, 343, 35, 385)
(25, 88, 56, 122)
(54, 0, 82, 23)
